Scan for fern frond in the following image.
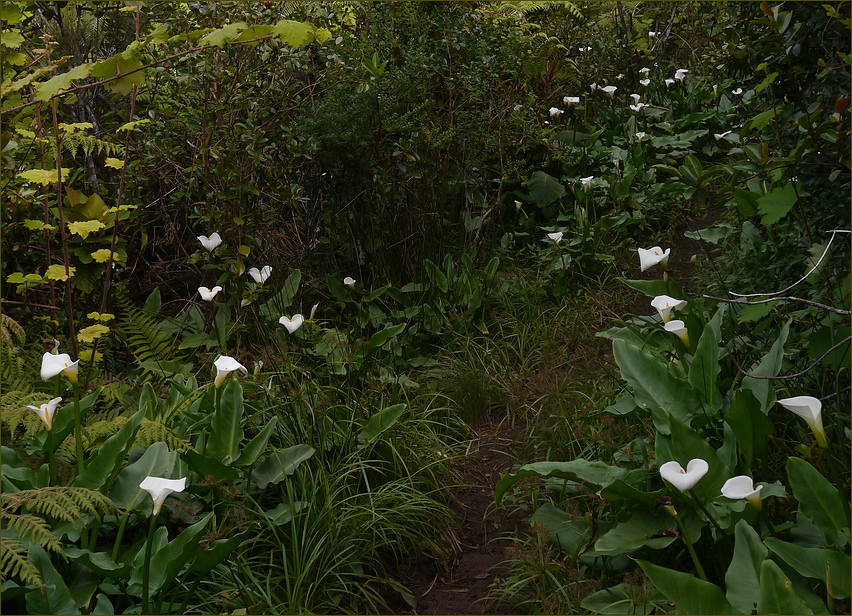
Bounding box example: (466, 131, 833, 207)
(136, 419, 195, 452)
(61, 131, 126, 160)
(115, 295, 183, 377)
(1, 486, 116, 522)
(0, 537, 43, 585)
(1, 391, 57, 442)
(3, 514, 64, 554)
(0, 314, 26, 346)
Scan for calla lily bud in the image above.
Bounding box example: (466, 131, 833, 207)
(213, 356, 247, 388)
(139, 476, 187, 516)
(27, 397, 63, 430)
(778, 395, 828, 449)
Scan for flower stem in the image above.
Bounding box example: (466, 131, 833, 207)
(141, 511, 158, 614)
(671, 510, 707, 581)
(112, 512, 129, 562)
(72, 384, 85, 475)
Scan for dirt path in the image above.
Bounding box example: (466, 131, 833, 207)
(402, 420, 527, 615)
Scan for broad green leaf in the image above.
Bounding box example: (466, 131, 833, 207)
(34, 62, 95, 100)
(357, 403, 406, 445)
(25, 545, 80, 615)
(90, 249, 116, 263)
(612, 339, 703, 433)
(77, 324, 109, 343)
(787, 457, 849, 547)
(423, 259, 448, 293)
(188, 525, 256, 574)
(260, 269, 301, 318)
(617, 277, 684, 299)
(527, 170, 566, 207)
(129, 512, 213, 596)
(208, 379, 245, 464)
(181, 450, 239, 483)
(746, 105, 782, 131)
(252, 444, 316, 490)
(725, 520, 768, 614)
(17, 168, 73, 185)
(742, 319, 790, 412)
(598, 479, 663, 509)
(724, 389, 773, 466)
(756, 559, 813, 615)
(738, 302, 774, 323)
(529, 503, 591, 560)
(581, 583, 666, 615)
(637, 559, 742, 615)
(688, 319, 721, 409)
(67, 220, 105, 239)
(757, 182, 797, 226)
(365, 323, 405, 353)
(495, 459, 644, 505)
(732, 188, 759, 217)
(680, 155, 703, 185)
(44, 263, 77, 282)
(764, 538, 850, 599)
(595, 510, 702, 555)
(109, 442, 178, 513)
(684, 224, 737, 244)
(233, 417, 278, 467)
(65, 547, 130, 580)
(270, 19, 316, 47)
(73, 407, 145, 491)
(198, 22, 248, 47)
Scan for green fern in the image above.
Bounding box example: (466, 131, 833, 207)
(60, 131, 126, 160)
(115, 294, 184, 378)
(488, 0, 582, 19)
(1, 486, 115, 584)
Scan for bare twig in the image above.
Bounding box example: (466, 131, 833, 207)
(703, 294, 850, 315)
(729, 229, 850, 298)
(727, 336, 851, 380)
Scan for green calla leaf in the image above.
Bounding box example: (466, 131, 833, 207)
(756, 559, 813, 615)
(724, 520, 768, 614)
(637, 559, 742, 615)
(787, 457, 849, 548)
(357, 403, 406, 446)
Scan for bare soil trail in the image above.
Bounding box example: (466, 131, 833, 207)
(402, 420, 528, 615)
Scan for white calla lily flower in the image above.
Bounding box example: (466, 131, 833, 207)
(664, 320, 690, 346)
(343, 276, 356, 287)
(660, 459, 708, 492)
(638, 246, 670, 272)
(197, 233, 222, 252)
(639, 79, 650, 86)
(714, 130, 733, 140)
(248, 266, 272, 284)
(635, 131, 646, 141)
(199, 286, 223, 301)
(778, 396, 828, 448)
(590, 82, 597, 91)
(40, 352, 79, 383)
(213, 356, 247, 388)
(549, 107, 564, 117)
(639, 67, 651, 74)
(732, 87, 743, 95)
(547, 231, 563, 244)
(139, 476, 187, 516)
(651, 295, 687, 322)
(721, 476, 763, 509)
(674, 69, 689, 80)
(630, 93, 641, 102)
(279, 314, 305, 334)
(563, 96, 580, 105)
(27, 397, 63, 430)
(600, 85, 617, 96)
(580, 176, 594, 190)
(664, 78, 675, 86)
(629, 103, 647, 112)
